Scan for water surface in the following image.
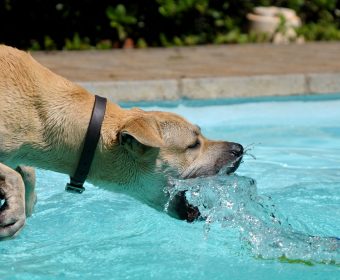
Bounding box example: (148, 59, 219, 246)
(1, 96, 340, 279)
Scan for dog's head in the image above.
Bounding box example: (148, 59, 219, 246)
(113, 109, 243, 221)
(118, 110, 243, 176)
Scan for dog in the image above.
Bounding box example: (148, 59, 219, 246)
(0, 45, 243, 239)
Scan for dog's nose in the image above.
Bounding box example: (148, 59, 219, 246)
(230, 143, 244, 157)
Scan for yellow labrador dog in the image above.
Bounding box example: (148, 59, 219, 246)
(0, 45, 243, 239)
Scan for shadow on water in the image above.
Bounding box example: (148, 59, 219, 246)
(166, 174, 340, 265)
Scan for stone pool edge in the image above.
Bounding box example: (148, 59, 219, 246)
(78, 72, 340, 103)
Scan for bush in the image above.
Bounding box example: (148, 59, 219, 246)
(0, 0, 339, 50)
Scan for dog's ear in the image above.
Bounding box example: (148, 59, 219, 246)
(118, 117, 164, 156)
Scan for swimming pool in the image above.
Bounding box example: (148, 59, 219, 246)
(0, 95, 339, 279)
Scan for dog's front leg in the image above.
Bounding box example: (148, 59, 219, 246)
(16, 166, 37, 217)
(0, 163, 26, 240)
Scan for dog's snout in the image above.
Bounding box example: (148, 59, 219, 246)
(230, 143, 243, 157)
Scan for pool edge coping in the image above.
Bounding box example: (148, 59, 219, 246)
(78, 72, 340, 103)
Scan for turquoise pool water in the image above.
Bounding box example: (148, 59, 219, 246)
(1, 95, 340, 279)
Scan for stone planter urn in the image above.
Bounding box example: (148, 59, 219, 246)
(247, 6, 303, 44)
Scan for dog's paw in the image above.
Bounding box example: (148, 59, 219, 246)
(0, 203, 26, 240)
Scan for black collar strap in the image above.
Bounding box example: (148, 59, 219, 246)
(65, 95, 107, 193)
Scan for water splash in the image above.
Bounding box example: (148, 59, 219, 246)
(243, 143, 258, 160)
(167, 174, 340, 264)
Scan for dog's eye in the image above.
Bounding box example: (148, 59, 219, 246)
(187, 140, 200, 149)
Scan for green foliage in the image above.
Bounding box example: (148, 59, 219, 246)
(106, 4, 137, 41)
(96, 40, 113, 50)
(136, 38, 148, 48)
(297, 22, 340, 41)
(44, 36, 57, 51)
(64, 33, 92, 50)
(157, 0, 209, 16)
(0, 0, 339, 50)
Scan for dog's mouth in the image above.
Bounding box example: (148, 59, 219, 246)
(224, 155, 243, 175)
(182, 154, 243, 180)
(167, 143, 245, 222)
(170, 191, 201, 222)
(172, 155, 243, 222)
